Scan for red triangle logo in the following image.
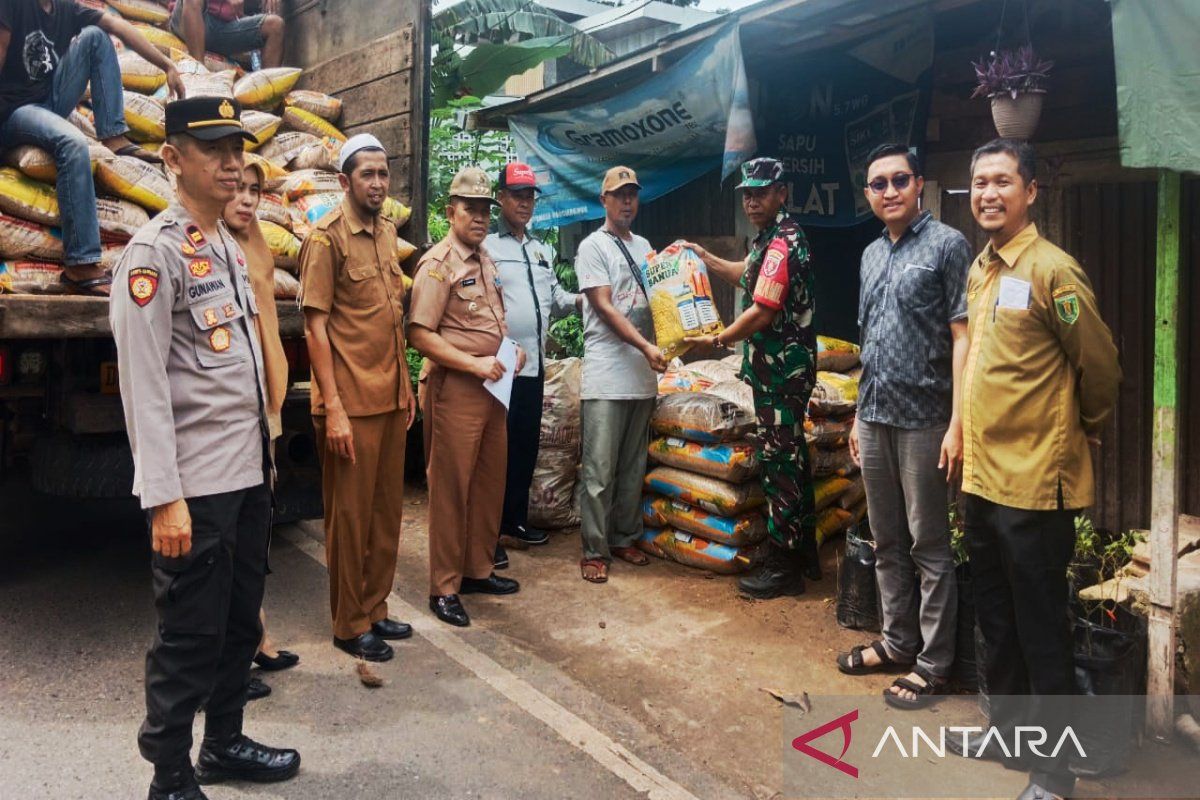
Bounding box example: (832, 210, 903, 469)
(791, 709, 859, 778)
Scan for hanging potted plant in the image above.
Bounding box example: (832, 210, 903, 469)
(972, 45, 1054, 140)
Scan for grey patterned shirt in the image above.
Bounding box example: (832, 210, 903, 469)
(857, 211, 971, 429)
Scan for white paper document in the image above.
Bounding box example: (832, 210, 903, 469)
(997, 276, 1031, 310)
(484, 337, 518, 409)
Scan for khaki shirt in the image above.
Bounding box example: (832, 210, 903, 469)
(110, 202, 268, 509)
(409, 232, 507, 359)
(298, 199, 407, 417)
(961, 224, 1121, 510)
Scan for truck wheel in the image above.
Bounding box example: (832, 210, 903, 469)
(273, 422, 324, 524)
(30, 433, 135, 499)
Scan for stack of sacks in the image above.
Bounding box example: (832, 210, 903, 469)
(808, 335, 866, 545)
(639, 390, 765, 575)
(527, 358, 583, 531)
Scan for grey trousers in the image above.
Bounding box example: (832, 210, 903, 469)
(580, 398, 655, 561)
(858, 420, 957, 678)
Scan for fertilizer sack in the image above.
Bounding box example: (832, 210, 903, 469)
(259, 221, 301, 270)
(817, 335, 861, 372)
(234, 67, 302, 109)
(96, 197, 149, 241)
(814, 476, 853, 511)
(0, 167, 59, 225)
(281, 106, 346, 142)
(4, 143, 112, 182)
(647, 436, 759, 483)
(257, 131, 321, 169)
(242, 111, 281, 151)
(107, 0, 169, 23)
(809, 371, 859, 417)
(132, 22, 185, 54)
(687, 358, 740, 385)
(117, 50, 165, 93)
(0, 260, 63, 293)
(256, 192, 291, 228)
(290, 138, 342, 172)
(704, 380, 754, 416)
(381, 197, 412, 229)
(281, 170, 344, 202)
(642, 495, 766, 547)
(94, 156, 173, 212)
(636, 527, 753, 575)
(813, 448, 857, 478)
(154, 69, 235, 102)
(805, 415, 852, 450)
(284, 90, 343, 122)
(642, 241, 723, 359)
(658, 364, 714, 395)
(651, 392, 754, 444)
(273, 268, 300, 299)
(124, 92, 166, 142)
(644, 466, 765, 517)
(527, 358, 583, 530)
(0, 214, 62, 261)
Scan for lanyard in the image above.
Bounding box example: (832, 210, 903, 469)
(604, 230, 649, 301)
(516, 236, 544, 369)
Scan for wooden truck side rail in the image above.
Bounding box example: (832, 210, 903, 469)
(0, 296, 306, 339)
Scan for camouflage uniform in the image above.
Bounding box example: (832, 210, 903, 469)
(736, 160, 818, 569)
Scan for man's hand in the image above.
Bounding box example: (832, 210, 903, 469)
(515, 346, 527, 373)
(325, 403, 356, 463)
(939, 419, 963, 485)
(152, 498, 192, 558)
(680, 241, 710, 265)
(472, 356, 506, 382)
(165, 64, 185, 100)
(641, 343, 668, 373)
(848, 417, 861, 467)
(404, 386, 417, 431)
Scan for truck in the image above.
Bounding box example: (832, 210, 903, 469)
(0, 1, 430, 521)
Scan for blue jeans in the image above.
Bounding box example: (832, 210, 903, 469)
(168, 1, 268, 57)
(0, 26, 129, 267)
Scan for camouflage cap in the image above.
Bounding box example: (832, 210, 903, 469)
(735, 157, 784, 189)
(449, 166, 498, 205)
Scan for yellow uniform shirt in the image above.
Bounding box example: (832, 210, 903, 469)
(961, 224, 1121, 510)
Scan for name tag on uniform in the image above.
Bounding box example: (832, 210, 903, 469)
(461, 277, 477, 287)
(997, 276, 1031, 310)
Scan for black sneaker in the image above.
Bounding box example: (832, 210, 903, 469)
(195, 733, 300, 785)
(494, 543, 509, 570)
(737, 541, 805, 599)
(505, 525, 550, 546)
(246, 676, 271, 701)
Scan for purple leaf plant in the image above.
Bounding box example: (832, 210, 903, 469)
(972, 45, 1054, 100)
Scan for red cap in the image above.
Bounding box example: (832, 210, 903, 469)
(499, 161, 541, 192)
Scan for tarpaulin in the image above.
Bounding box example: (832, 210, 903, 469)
(507, 24, 755, 229)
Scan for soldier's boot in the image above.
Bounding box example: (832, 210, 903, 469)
(195, 733, 300, 785)
(737, 540, 806, 599)
(148, 763, 208, 800)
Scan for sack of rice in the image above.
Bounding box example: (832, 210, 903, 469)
(0, 260, 64, 294)
(260, 220, 301, 270)
(381, 196, 411, 229)
(644, 466, 765, 517)
(280, 106, 346, 142)
(106, 0, 168, 24)
(289, 137, 341, 172)
(96, 197, 150, 241)
(636, 527, 754, 575)
(642, 242, 723, 359)
(658, 366, 714, 395)
(809, 371, 859, 417)
(242, 111, 281, 151)
(0, 214, 63, 261)
(233, 67, 302, 109)
(280, 170, 343, 202)
(242, 151, 288, 189)
(132, 22, 185, 54)
(647, 436, 759, 483)
(817, 506, 854, 547)
(704, 379, 754, 416)
(202, 52, 244, 76)
(817, 335, 861, 372)
(813, 448, 857, 478)
(396, 237, 416, 263)
(124, 92, 166, 142)
(651, 392, 755, 444)
(167, 48, 209, 74)
(154, 69, 235, 102)
(98, 241, 127, 272)
(528, 357, 582, 530)
(835, 477, 865, 511)
(283, 90, 343, 122)
(0, 167, 59, 225)
(256, 192, 290, 228)
(642, 495, 767, 547)
(257, 131, 320, 168)
(273, 267, 300, 299)
(804, 415, 852, 449)
(289, 190, 341, 228)
(814, 476, 853, 511)
(94, 156, 173, 212)
(4, 143, 112, 182)
(118, 50, 165, 93)
(687, 358, 740, 385)
(70, 106, 96, 139)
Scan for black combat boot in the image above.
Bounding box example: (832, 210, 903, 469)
(194, 733, 300, 785)
(737, 540, 806, 598)
(148, 763, 207, 800)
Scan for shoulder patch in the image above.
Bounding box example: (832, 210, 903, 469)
(184, 224, 207, 250)
(762, 239, 787, 277)
(1054, 290, 1080, 325)
(308, 231, 332, 247)
(128, 267, 159, 307)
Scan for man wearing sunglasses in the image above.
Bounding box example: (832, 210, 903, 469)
(835, 143, 971, 710)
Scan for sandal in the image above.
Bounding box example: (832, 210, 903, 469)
(883, 666, 944, 710)
(60, 271, 112, 297)
(580, 558, 608, 583)
(253, 649, 300, 672)
(836, 640, 910, 676)
(611, 546, 650, 566)
(114, 143, 163, 164)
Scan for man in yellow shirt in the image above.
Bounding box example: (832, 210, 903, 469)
(950, 139, 1120, 800)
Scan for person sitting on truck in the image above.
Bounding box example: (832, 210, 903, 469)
(0, 0, 184, 295)
(168, 0, 285, 69)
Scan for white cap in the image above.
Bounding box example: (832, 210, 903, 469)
(337, 133, 386, 172)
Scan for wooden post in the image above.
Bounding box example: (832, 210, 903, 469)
(1146, 169, 1182, 741)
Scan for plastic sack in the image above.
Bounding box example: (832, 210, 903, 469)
(396, 237, 416, 262)
(657, 367, 714, 395)
(234, 67, 303, 109)
(687, 358, 740, 385)
(290, 137, 342, 172)
(642, 495, 766, 547)
(704, 380, 754, 416)
(382, 197, 411, 229)
(154, 69, 235, 102)
(835, 476, 865, 510)
(817, 335, 861, 372)
(94, 156, 173, 212)
(537, 357, 581, 449)
(257, 131, 321, 169)
(527, 358, 583, 530)
(1069, 617, 1144, 778)
(651, 392, 754, 444)
(644, 466, 765, 517)
(256, 192, 291, 228)
(284, 90, 343, 122)
(0, 214, 62, 261)
(0, 260, 63, 293)
(281, 106, 347, 142)
(637, 527, 753, 574)
(648, 436, 759, 483)
(4, 143, 112, 182)
(98, 241, 126, 272)
(107, 0, 168, 24)
(242, 151, 289, 189)
(280, 170, 343, 202)
(202, 52, 243, 76)
(124, 92, 166, 142)
(242, 111, 281, 151)
(69, 106, 96, 139)
(642, 241, 723, 359)
(805, 415, 852, 450)
(131, 22, 185, 54)
(809, 371, 859, 416)
(813, 447, 857, 478)
(816, 506, 853, 547)
(273, 268, 300, 299)
(117, 50, 165, 93)
(0, 167, 59, 225)
(289, 190, 342, 228)
(836, 524, 882, 631)
(96, 197, 149, 241)
(259, 221, 301, 270)
(814, 476, 853, 511)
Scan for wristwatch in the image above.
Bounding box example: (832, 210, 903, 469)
(713, 332, 725, 348)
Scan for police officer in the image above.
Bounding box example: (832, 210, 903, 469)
(484, 162, 579, 562)
(110, 96, 299, 800)
(686, 157, 819, 599)
(409, 166, 525, 627)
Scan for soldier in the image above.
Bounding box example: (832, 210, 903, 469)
(409, 166, 525, 627)
(300, 133, 415, 662)
(685, 157, 819, 599)
(110, 96, 298, 800)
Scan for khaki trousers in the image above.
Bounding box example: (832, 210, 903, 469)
(423, 367, 507, 596)
(314, 408, 407, 640)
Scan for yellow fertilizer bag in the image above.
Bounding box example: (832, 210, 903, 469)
(95, 156, 173, 212)
(644, 466, 765, 517)
(648, 436, 760, 483)
(124, 92, 166, 142)
(242, 111, 281, 151)
(809, 371, 859, 417)
(281, 106, 346, 142)
(256, 192, 291, 229)
(396, 237, 416, 262)
(0, 214, 63, 261)
(257, 131, 321, 168)
(106, 0, 168, 24)
(4, 143, 112, 182)
(233, 67, 302, 109)
(0, 167, 60, 225)
(0, 260, 63, 293)
(259, 220, 301, 270)
(96, 197, 150, 241)
(642, 495, 766, 547)
(817, 506, 854, 547)
(636, 527, 754, 575)
(281, 170, 343, 202)
(167, 48, 209, 75)
(817, 335, 861, 372)
(814, 476, 853, 511)
(155, 69, 235, 102)
(242, 151, 289, 188)
(132, 22, 185, 54)
(118, 50, 165, 93)
(284, 90, 343, 122)
(641, 241, 723, 359)
(835, 477, 865, 511)
(651, 392, 754, 444)
(381, 196, 411, 228)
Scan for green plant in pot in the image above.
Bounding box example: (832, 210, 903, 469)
(972, 45, 1053, 140)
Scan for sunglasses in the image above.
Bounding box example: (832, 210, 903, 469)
(867, 172, 916, 194)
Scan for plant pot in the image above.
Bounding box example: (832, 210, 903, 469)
(835, 522, 883, 632)
(990, 91, 1045, 140)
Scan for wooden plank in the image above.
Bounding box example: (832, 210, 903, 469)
(0, 296, 110, 339)
(335, 75, 413, 129)
(295, 26, 413, 96)
(1147, 169, 1182, 740)
(342, 114, 412, 158)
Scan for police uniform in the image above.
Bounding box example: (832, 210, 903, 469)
(109, 97, 296, 791)
(409, 167, 513, 621)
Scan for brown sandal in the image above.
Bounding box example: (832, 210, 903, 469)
(580, 558, 608, 583)
(611, 546, 650, 566)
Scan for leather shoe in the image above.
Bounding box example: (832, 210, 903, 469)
(460, 574, 520, 595)
(194, 734, 300, 785)
(503, 525, 550, 546)
(246, 676, 271, 701)
(494, 543, 509, 570)
(1016, 783, 1067, 800)
(371, 618, 413, 640)
(332, 631, 394, 662)
(148, 766, 207, 800)
(148, 785, 207, 800)
(430, 594, 470, 627)
(946, 730, 1030, 771)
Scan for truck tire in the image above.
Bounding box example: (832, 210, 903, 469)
(30, 433, 135, 499)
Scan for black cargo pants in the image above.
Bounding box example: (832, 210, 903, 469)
(138, 482, 272, 767)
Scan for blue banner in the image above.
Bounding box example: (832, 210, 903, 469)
(508, 24, 755, 230)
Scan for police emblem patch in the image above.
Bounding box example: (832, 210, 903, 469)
(203, 308, 219, 326)
(188, 258, 212, 278)
(223, 303, 237, 319)
(209, 326, 232, 352)
(128, 267, 159, 307)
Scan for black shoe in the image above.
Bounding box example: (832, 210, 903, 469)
(148, 785, 207, 800)
(332, 631, 394, 662)
(246, 676, 271, 701)
(1016, 782, 1069, 800)
(148, 765, 206, 800)
(253, 649, 299, 671)
(371, 618, 413, 640)
(737, 542, 805, 598)
(460, 574, 520, 595)
(494, 543, 509, 570)
(504, 525, 550, 546)
(946, 730, 1031, 771)
(194, 734, 300, 785)
(429, 594, 470, 627)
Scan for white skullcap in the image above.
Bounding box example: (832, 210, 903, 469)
(337, 133, 386, 172)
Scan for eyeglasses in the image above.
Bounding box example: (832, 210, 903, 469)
(867, 173, 916, 195)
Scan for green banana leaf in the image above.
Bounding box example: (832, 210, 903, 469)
(433, 37, 570, 108)
(434, 0, 613, 68)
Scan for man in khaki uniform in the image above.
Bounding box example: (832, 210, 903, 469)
(409, 166, 524, 627)
(300, 134, 416, 662)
